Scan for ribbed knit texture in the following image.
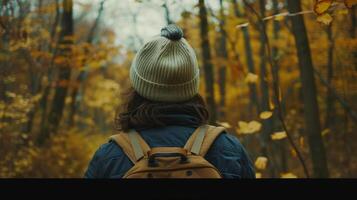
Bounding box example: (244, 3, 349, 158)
(130, 28, 200, 102)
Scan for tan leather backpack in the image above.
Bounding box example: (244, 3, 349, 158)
(109, 125, 225, 178)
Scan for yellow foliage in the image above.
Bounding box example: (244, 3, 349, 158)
(314, 0, 332, 15)
(244, 73, 258, 84)
(345, 0, 357, 8)
(84, 76, 121, 109)
(274, 14, 286, 21)
(237, 121, 262, 135)
(259, 111, 273, 120)
(271, 131, 287, 140)
(255, 173, 262, 178)
(336, 8, 349, 15)
(322, 129, 330, 136)
(317, 13, 333, 25)
(269, 98, 275, 110)
(280, 172, 298, 178)
(0, 130, 108, 178)
(1, 0, 356, 179)
(291, 148, 297, 158)
(255, 157, 268, 170)
(0, 91, 41, 130)
(299, 137, 305, 148)
(216, 121, 232, 129)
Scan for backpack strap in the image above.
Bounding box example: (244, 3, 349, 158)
(184, 125, 226, 156)
(110, 130, 150, 163)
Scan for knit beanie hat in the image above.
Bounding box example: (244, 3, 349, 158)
(129, 24, 200, 102)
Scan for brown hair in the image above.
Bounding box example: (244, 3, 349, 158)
(115, 88, 209, 132)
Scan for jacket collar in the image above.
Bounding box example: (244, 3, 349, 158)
(135, 114, 202, 131)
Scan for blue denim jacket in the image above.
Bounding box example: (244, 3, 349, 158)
(84, 115, 255, 178)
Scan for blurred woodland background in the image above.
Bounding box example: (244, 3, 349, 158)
(0, 0, 356, 178)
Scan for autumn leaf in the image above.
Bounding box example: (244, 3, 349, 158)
(248, 121, 262, 132)
(291, 148, 297, 157)
(269, 98, 275, 110)
(244, 72, 258, 84)
(271, 131, 287, 140)
(238, 121, 249, 130)
(259, 111, 273, 119)
(237, 120, 262, 134)
(255, 172, 262, 178)
(336, 8, 349, 15)
(299, 137, 304, 148)
(345, 0, 357, 8)
(317, 13, 333, 25)
(216, 121, 232, 128)
(281, 172, 298, 178)
(5, 91, 16, 98)
(314, 0, 333, 15)
(278, 86, 282, 102)
(255, 156, 268, 170)
(322, 128, 330, 136)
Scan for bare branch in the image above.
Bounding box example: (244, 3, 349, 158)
(242, 0, 310, 178)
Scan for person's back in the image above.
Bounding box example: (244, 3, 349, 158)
(84, 25, 255, 179)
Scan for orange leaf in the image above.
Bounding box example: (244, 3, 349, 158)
(345, 0, 357, 8)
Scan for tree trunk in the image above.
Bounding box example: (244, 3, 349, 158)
(237, 0, 259, 116)
(324, 26, 335, 129)
(314, 69, 357, 123)
(350, 5, 356, 39)
(272, 0, 280, 95)
(232, 0, 242, 17)
(22, 0, 46, 134)
(258, 0, 275, 177)
(287, 0, 329, 178)
(39, 0, 61, 138)
(22, 49, 41, 133)
(350, 6, 357, 71)
(68, 0, 105, 127)
(271, 0, 288, 175)
(37, 0, 73, 145)
(198, 0, 217, 124)
(242, 26, 260, 115)
(216, 0, 228, 119)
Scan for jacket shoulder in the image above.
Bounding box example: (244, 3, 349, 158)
(209, 131, 244, 154)
(84, 139, 133, 178)
(95, 139, 126, 161)
(205, 130, 256, 178)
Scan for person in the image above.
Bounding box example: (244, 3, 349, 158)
(84, 24, 255, 179)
